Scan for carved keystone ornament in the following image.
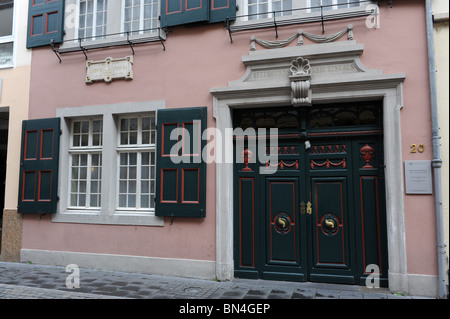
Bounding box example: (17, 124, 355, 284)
(289, 57, 312, 107)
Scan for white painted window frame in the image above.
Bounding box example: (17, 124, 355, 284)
(245, 0, 294, 20)
(68, 118, 103, 210)
(121, 0, 160, 35)
(307, 0, 362, 12)
(53, 100, 165, 226)
(0, 0, 16, 69)
(116, 113, 156, 211)
(77, 0, 108, 40)
(63, 0, 161, 49)
(236, 0, 366, 24)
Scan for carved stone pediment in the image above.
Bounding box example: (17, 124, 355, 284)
(222, 41, 383, 105)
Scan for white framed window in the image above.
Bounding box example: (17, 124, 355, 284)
(238, 0, 365, 23)
(117, 115, 156, 210)
(123, 0, 159, 35)
(247, 0, 293, 20)
(62, 0, 162, 48)
(68, 119, 103, 209)
(54, 101, 165, 226)
(309, 0, 362, 11)
(0, 0, 14, 68)
(78, 0, 108, 40)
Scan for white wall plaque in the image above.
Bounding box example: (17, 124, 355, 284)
(405, 160, 433, 194)
(86, 56, 133, 83)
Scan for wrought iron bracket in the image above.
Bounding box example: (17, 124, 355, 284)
(79, 38, 88, 60)
(225, 18, 233, 43)
(50, 40, 61, 63)
(273, 12, 279, 38)
(127, 32, 135, 55)
(159, 27, 167, 51)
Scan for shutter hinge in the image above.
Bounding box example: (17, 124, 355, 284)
(60, 129, 63, 135)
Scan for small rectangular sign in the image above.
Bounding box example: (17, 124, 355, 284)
(405, 160, 433, 194)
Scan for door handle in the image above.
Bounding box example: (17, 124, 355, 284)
(307, 201, 312, 215)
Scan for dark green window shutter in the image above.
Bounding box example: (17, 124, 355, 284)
(209, 0, 236, 23)
(160, 0, 209, 28)
(27, 0, 65, 48)
(155, 107, 207, 218)
(18, 118, 60, 214)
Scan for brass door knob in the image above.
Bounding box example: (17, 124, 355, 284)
(324, 218, 335, 230)
(277, 217, 287, 228)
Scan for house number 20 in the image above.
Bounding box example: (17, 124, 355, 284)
(410, 143, 425, 153)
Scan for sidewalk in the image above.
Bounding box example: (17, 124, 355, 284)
(0, 261, 432, 300)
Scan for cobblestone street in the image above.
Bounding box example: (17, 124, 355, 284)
(0, 261, 431, 300)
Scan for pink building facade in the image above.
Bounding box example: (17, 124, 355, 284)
(16, 0, 444, 297)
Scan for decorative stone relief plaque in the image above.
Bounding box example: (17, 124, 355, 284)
(86, 56, 133, 83)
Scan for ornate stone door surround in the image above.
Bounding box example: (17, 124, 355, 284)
(211, 40, 408, 294)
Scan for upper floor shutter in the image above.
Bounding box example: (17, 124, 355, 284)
(155, 107, 207, 218)
(18, 118, 61, 214)
(209, 0, 236, 23)
(27, 0, 65, 48)
(160, 0, 209, 28)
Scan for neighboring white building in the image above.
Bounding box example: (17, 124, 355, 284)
(432, 0, 449, 292)
(0, 0, 32, 261)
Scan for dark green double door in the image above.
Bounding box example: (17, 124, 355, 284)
(234, 136, 388, 286)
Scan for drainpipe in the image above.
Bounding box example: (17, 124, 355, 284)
(425, 0, 447, 299)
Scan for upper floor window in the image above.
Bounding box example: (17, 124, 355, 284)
(78, 0, 108, 40)
(66, 0, 161, 44)
(309, 0, 362, 11)
(248, 0, 293, 20)
(0, 0, 14, 67)
(123, 0, 159, 35)
(243, 0, 364, 21)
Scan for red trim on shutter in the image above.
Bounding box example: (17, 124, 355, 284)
(160, 168, 179, 203)
(186, 0, 203, 11)
(211, 0, 230, 10)
(166, 0, 183, 14)
(181, 168, 200, 204)
(38, 170, 53, 202)
(46, 11, 60, 34)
